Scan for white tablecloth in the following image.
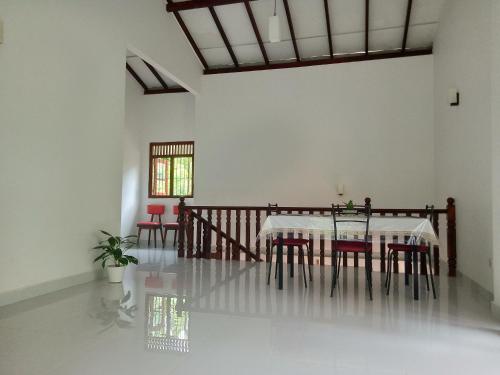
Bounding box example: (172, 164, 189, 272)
(257, 215, 438, 245)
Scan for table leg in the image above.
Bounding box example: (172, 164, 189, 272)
(413, 246, 419, 300)
(278, 235, 284, 290)
(404, 252, 410, 285)
(287, 234, 294, 278)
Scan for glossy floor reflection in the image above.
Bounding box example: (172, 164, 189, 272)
(1, 248, 500, 375)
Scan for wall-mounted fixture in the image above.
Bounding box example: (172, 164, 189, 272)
(336, 183, 345, 196)
(268, 0, 280, 42)
(448, 88, 460, 106)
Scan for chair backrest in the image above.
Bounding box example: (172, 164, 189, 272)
(331, 202, 371, 244)
(173, 205, 179, 216)
(147, 204, 165, 215)
(425, 204, 435, 224)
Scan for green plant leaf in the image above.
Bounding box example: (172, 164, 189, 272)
(100, 230, 112, 236)
(101, 259, 107, 269)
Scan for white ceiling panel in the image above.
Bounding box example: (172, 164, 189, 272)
(265, 39, 296, 62)
(299, 36, 330, 60)
(370, 26, 405, 52)
(332, 32, 365, 55)
(213, 3, 256, 45)
(288, 0, 327, 39)
(406, 23, 438, 50)
(330, 0, 365, 35)
(181, 8, 224, 48)
(370, 0, 407, 29)
(233, 43, 267, 65)
(201, 47, 234, 67)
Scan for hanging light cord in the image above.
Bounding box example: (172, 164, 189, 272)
(273, 0, 277, 16)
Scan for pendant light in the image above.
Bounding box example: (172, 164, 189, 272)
(268, 0, 280, 43)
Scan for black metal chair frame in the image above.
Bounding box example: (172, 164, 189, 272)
(384, 205, 437, 299)
(331, 203, 373, 300)
(266, 203, 313, 288)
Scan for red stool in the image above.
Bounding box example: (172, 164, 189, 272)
(162, 205, 180, 247)
(137, 205, 165, 248)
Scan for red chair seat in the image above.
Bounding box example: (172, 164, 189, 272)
(334, 241, 372, 252)
(137, 221, 161, 229)
(387, 243, 429, 253)
(272, 238, 309, 247)
(163, 222, 180, 229)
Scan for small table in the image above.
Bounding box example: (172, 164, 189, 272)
(257, 215, 438, 300)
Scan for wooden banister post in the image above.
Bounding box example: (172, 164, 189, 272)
(178, 197, 186, 257)
(364, 197, 371, 207)
(446, 197, 457, 277)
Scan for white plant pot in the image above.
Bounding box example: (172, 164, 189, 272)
(107, 266, 125, 283)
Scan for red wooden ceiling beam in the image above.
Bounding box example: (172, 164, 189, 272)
(145, 88, 189, 95)
(209, 6, 239, 67)
(323, 0, 333, 58)
(283, 0, 300, 61)
(167, 0, 256, 12)
(166, 0, 209, 70)
(126, 63, 148, 91)
(203, 48, 433, 75)
(402, 0, 413, 52)
(244, 0, 269, 65)
(143, 60, 169, 89)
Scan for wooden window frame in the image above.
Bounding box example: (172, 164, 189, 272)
(148, 141, 194, 198)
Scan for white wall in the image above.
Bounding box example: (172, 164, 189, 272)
(0, 0, 200, 304)
(491, 0, 500, 311)
(434, 0, 493, 292)
(121, 76, 195, 237)
(195, 56, 435, 208)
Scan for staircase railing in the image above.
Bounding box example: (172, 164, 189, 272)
(176, 197, 457, 277)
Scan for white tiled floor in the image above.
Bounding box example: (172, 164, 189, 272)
(1, 247, 500, 374)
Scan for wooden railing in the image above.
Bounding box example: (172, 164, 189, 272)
(177, 197, 457, 277)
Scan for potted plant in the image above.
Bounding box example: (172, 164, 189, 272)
(93, 231, 139, 283)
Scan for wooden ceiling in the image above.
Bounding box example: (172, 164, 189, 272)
(167, 0, 445, 74)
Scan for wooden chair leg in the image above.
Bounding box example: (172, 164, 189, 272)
(174, 230, 178, 245)
(427, 253, 437, 299)
(267, 246, 274, 285)
(154, 229, 157, 248)
(299, 248, 307, 288)
(137, 228, 142, 247)
(148, 230, 152, 247)
(159, 226, 164, 248)
(162, 228, 166, 248)
(307, 245, 313, 281)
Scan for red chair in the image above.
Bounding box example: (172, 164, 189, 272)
(385, 205, 437, 298)
(162, 205, 180, 247)
(266, 204, 313, 288)
(137, 205, 165, 248)
(330, 203, 373, 300)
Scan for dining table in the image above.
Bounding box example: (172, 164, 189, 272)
(257, 214, 439, 300)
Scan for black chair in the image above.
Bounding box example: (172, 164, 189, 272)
(266, 204, 313, 288)
(385, 205, 437, 298)
(331, 203, 373, 300)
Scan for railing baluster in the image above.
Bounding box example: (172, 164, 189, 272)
(245, 210, 251, 262)
(419, 211, 427, 275)
(205, 209, 213, 259)
(234, 209, 241, 261)
(178, 197, 186, 257)
(265, 207, 271, 262)
(308, 210, 315, 265)
(196, 208, 202, 258)
(433, 211, 440, 276)
(287, 210, 293, 265)
(255, 210, 261, 260)
(447, 198, 457, 277)
(380, 212, 386, 273)
(392, 212, 399, 273)
(216, 209, 222, 259)
(319, 210, 325, 266)
(187, 211, 194, 258)
(226, 209, 232, 260)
